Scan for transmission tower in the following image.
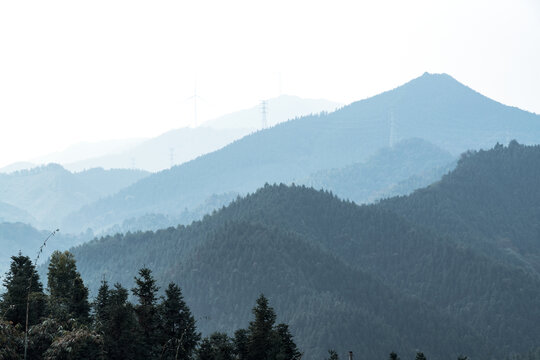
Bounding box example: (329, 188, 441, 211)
(186, 82, 203, 127)
(261, 100, 268, 129)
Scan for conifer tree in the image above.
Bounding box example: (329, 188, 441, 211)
(416, 352, 427, 360)
(389, 352, 400, 360)
(132, 267, 160, 358)
(273, 323, 301, 360)
(0, 254, 45, 327)
(159, 282, 200, 360)
(93, 279, 110, 327)
(247, 294, 277, 360)
(234, 329, 249, 360)
(47, 251, 90, 323)
(102, 283, 144, 360)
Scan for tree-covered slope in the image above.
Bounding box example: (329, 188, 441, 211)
(301, 138, 455, 203)
(69, 219, 491, 360)
(379, 141, 540, 272)
(64, 72, 540, 232)
(66, 141, 540, 359)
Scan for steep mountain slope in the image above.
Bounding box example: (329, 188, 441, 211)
(379, 140, 540, 272)
(0, 164, 149, 226)
(301, 138, 455, 203)
(65, 73, 540, 231)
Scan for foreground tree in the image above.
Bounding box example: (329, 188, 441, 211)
(100, 283, 144, 360)
(159, 282, 200, 360)
(197, 332, 235, 360)
(247, 294, 277, 360)
(43, 328, 103, 360)
(47, 251, 90, 323)
(132, 267, 160, 358)
(244, 294, 301, 360)
(0, 320, 24, 359)
(272, 323, 301, 360)
(0, 254, 46, 327)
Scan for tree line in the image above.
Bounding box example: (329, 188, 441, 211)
(0, 251, 301, 360)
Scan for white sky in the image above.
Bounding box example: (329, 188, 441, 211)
(0, 0, 539, 167)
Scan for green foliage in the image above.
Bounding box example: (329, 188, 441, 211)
(47, 251, 89, 324)
(98, 283, 144, 360)
(159, 282, 200, 360)
(43, 328, 104, 360)
(132, 267, 159, 358)
(247, 294, 277, 360)
(197, 332, 235, 360)
(272, 324, 302, 360)
(1, 254, 45, 327)
(0, 320, 23, 360)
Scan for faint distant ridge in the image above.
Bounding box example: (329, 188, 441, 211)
(0, 163, 149, 227)
(63, 72, 540, 232)
(0, 161, 36, 174)
(203, 94, 342, 130)
(301, 138, 455, 204)
(1, 95, 340, 173)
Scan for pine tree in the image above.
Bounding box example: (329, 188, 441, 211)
(0, 253, 45, 327)
(159, 282, 200, 360)
(389, 352, 400, 360)
(101, 283, 144, 360)
(273, 323, 301, 360)
(247, 294, 277, 360)
(93, 279, 110, 327)
(132, 267, 160, 358)
(416, 352, 427, 360)
(234, 329, 249, 360)
(47, 251, 90, 323)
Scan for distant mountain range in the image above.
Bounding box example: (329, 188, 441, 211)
(0, 164, 149, 227)
(63, 142, 540, 360)
(63, 72, 540, 232)
(0, 95, 341, 173)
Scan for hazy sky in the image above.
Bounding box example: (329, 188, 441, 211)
(0, 0, 539, 167)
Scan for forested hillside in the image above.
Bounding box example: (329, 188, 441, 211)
(301, 138, 454, 203)
(64, 73, 540, 232)
(379, 140, 540, 272)
(61, 142, 540, 359)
